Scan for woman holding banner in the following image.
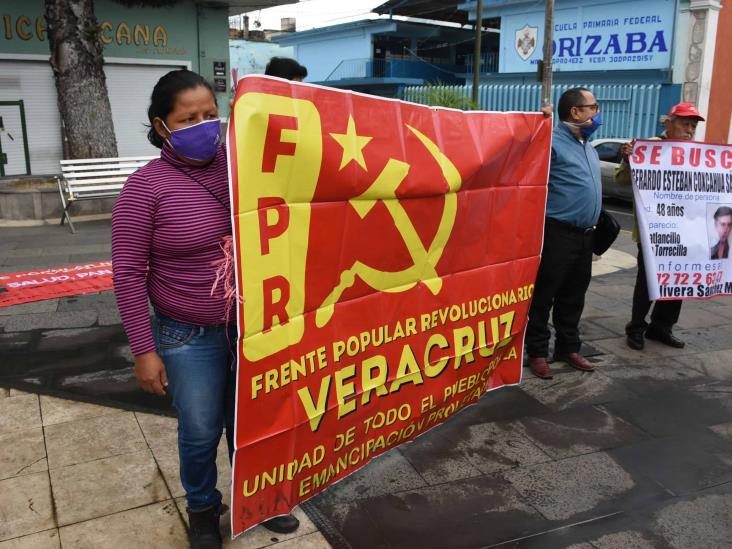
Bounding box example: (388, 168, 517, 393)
(111, 69, 299, 549)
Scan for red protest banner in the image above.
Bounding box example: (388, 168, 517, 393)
(228, 76, 551, 535)
(0, 261, 113, 307)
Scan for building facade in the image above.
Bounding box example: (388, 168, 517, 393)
(0, 0, 232, 176)
(460, 0, 729, 140)
(272, 19, 472, 97)
(229, 39, 294, 79)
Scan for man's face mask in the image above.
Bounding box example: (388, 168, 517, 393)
(580, 112, 602, 138)
(162, 119, 221, 162)
(565, 111, 602, 139)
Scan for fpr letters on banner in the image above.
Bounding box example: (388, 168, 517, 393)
(227, 76, 552, 536)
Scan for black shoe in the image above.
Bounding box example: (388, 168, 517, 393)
(645, 328, 685, 348)
(262, 514, 300, 534)
(187, 507, 222, 549)
(626, 332, 644, 350)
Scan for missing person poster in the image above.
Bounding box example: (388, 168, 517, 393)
(227, 75, 551, 535)
(630, 139, 732, 300)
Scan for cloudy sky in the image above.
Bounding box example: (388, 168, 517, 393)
(240, 0, 387, 31)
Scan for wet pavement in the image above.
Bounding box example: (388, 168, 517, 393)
(2, 219, 732, 548)
(0, 222, 171, 415)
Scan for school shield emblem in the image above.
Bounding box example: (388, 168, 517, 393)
(515, 24, 538, 60)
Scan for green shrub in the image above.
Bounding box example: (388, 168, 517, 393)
(421, 83, 478, 110)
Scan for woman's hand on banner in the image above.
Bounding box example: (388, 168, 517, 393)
(133, 351, 169, 395)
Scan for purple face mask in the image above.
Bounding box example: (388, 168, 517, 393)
(162, 119, 221, 161)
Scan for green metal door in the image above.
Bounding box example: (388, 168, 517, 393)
(0, 101, 31, 177)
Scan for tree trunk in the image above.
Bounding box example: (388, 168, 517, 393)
(44, 0, 118, 159)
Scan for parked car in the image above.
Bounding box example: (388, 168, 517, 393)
(592, 138, 634, 202)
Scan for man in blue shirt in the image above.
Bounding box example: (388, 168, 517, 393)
(526, 87, 602, 379)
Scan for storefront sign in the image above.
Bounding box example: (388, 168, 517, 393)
(500, 0, 676, 73)
(0, 0, 193, 59)
(1, 14, 169, 48)
(631, 139, 732, 300)
(227, 76, 551, 535)
(2, 13, 170, 47)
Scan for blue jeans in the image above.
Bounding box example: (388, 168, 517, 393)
(153, 312, 237, 512)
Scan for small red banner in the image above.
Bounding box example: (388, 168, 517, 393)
(228, 76, 551, 535)
(0, 261, 113, 307)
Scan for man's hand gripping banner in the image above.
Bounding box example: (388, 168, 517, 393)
(227, 76, 551, 535)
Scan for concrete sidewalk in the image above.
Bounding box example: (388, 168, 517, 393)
(2, 220, 732, 548)
(0, 221, 327, 549)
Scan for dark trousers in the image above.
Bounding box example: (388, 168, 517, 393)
(626, 244, 682, 335)
(526, 219, 594, 358)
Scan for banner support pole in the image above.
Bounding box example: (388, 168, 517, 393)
(541, 0, 555, 107)
(471, 0, 484, 106)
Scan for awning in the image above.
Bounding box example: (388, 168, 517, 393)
(196, 0, 297, 16)
(372, 0, 471, 25)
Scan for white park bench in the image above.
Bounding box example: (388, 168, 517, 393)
(56, 155, 158, 233)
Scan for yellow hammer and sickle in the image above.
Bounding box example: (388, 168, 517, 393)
(316, 124, 462, 327)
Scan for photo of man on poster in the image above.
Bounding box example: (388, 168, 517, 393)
(710, 206, 732, 260)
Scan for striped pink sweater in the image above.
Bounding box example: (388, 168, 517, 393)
(112, 144, 232, 356)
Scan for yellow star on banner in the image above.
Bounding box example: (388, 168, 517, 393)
(330, 115, 373, 171)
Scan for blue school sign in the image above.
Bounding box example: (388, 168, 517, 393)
(499, 0, 676, 73)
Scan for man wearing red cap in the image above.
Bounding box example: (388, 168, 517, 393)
(616, 102, 705, 350)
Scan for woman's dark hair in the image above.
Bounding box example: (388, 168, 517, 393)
(146, 69, 216, 148)
(265, 57, 308, 80)
(557, 87, 592, 122)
